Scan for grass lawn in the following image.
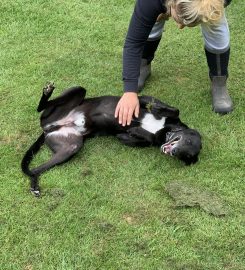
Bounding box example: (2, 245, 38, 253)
(0, 0, 244, 269)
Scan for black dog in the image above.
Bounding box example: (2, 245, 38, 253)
(21, 83, 202, 196)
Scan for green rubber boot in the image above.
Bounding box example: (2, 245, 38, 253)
(211, 76, 233, 114)
(205, 48, 233, 114)
(138, 39, 161, 92)
(138, 59, 151, 91)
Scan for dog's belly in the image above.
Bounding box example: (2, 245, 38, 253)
(44, 109, 87, 137)
(43, 106, 167, 138)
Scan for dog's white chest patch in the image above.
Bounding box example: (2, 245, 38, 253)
(140, 113, 166, 134)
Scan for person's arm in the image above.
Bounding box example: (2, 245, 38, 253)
(123, 0, 167, 92)
(115, 0, 167, 126)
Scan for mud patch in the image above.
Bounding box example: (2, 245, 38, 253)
(98, 222, 115, 232)
(165, 180, 229, 217)
(123, 214, 137, 225)
(47, 188, 65, 198)
(81, 168, 93, 177)
(45, 188, 65, 211)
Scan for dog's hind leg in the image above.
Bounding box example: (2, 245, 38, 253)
(37, 82, 86, 113)
(30, 134, 84, 196)
(37, 82, 56, 112)
(39, 86, 87, 121)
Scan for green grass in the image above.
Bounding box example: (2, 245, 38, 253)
(0, 1, 245, 269)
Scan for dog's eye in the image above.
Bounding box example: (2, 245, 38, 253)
(186, 139, 192, 145)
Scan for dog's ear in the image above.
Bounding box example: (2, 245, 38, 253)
(191, 155, 199, 164)
(184, 155, 198, 165)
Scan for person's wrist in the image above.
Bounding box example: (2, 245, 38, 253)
(124, 92, 138, 97)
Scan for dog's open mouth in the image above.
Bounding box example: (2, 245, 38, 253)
(161, 136, 182, 155)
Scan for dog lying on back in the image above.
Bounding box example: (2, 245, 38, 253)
(21, 83, 202, 196)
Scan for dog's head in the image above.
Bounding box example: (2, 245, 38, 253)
(160, 128, 202, 165)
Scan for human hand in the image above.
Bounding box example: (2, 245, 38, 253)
(114, 92, 140, 126)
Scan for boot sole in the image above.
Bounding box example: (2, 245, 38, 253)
(213, 106, 233, 115)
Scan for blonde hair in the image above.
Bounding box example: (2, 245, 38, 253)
(169, 0, 224, 26)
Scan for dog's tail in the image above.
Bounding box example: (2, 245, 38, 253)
(21, 133, 45, 177)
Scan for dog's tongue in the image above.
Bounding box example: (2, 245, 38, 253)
(162, 144, 172, 154)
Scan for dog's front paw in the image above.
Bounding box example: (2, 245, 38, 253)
(43, 81, 55, 96)
(127, 127, 142, 137)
